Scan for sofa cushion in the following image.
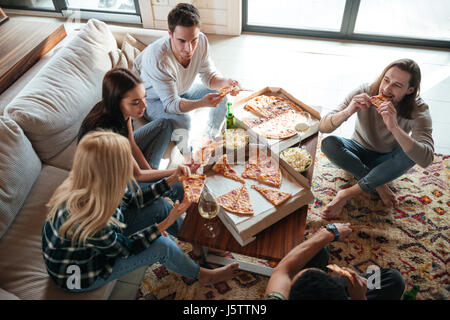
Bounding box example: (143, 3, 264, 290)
(4, 19, 117, 161)
(110, 33, 146, 70)
(0, 165, 115, 299)
(0, 116, 41, 240)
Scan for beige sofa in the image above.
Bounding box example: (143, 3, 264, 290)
(0, 19, 169, 300)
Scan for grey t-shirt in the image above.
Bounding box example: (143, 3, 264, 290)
(138, 32, 219, 114)
(318, 83, 434, 168)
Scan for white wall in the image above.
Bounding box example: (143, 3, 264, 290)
(138, 0, 242, 35)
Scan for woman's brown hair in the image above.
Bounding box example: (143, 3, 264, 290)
(79, 68, 142, 141)
(369, 58, 421, 119)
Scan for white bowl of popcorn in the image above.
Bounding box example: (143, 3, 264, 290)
(280, 147, 312, 173)
(223, 128, 249, 150)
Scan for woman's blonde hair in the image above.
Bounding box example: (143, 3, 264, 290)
(47, 130, 136, 246)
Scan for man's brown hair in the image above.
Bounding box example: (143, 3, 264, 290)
(168, 3, 201, 33)
(369, 58, 421, 119)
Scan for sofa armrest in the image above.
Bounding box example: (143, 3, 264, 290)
(0, 288, 21, 300)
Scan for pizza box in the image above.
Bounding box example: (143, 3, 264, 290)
(231, 87, 321, 154)
(203, 143, 314, 246)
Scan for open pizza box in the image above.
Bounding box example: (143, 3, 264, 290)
(203, 143, 314, 246)
(232, 87, 321, 153)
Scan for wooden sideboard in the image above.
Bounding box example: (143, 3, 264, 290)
(0, 18, 66, 94)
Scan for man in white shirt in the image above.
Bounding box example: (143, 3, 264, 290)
(138, 3, 239, 152)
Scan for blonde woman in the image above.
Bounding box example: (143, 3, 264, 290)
(42, 131, 239, 292)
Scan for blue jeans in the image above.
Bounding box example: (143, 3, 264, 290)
(133, 118, 173, 170)
(73, 182, 199, 293)
(321, 136, 415, 194)
(144, 83, 228, 151)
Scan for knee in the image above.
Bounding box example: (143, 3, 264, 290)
(321, 135, 341, 157)
(159, 118, 174, 134)
(382, 268, 406, 299)
(153, 236, 180, 262)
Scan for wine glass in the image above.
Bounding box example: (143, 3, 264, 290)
(198, 189, 220, 239)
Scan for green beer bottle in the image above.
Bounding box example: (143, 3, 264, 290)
(402, 285, 419, 300)
(226, 102, 235, 129)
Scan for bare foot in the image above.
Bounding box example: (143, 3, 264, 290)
(375, 185, 398, 208)
(198, 262, 240, 285)
(323, 191, 349, 219)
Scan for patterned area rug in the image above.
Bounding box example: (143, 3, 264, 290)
(307, 142, 449, 300)
(137, 139, 449, 300)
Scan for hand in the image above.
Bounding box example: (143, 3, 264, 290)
(200, 92, 225, 108)
(334, 223, 352, 241)
(186, 162, 201, 174)
(346, 93, 372, 116)
(167, 165, 191, 186)
(160, 198, 192, 232)
(343, 267, 367, 300)
(377, 101, 398, 132)
(226, 79, 241, 96)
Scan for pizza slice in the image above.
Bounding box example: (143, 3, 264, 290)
(192, 139, 224, 166)
(219, 85, 241, 97)
(212, 154, 245, 183)
(242, 151, 282, 188)
(179, 174, 206, 203)
(370, 93, 391, 108)
(326, 264, 355, 286)
(258, 167, 282, 188)
(251, 185, 291, 206)
(244, 95, 275, 118)
(252, 114, 298, 140)
(216, 185, 254, 215)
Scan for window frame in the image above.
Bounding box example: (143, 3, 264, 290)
(1, 0, 142, 24)
(242, 0, 450, 49)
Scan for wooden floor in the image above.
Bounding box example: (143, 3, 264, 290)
(0, 17, 66, 94)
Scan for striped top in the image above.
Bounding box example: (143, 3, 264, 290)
(41, 179, 171, 291)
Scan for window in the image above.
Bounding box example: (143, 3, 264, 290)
(0, 0, 141, 23)
(243, 0, 450, 48)
(247, 0, 346, 32)
(354, 0, 450, 41)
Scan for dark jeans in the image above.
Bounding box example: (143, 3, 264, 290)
(134, 118, 173, 170)
(321, 136, 415, 194)
(308, 246, 405, 300)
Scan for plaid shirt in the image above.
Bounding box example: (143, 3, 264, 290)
(42, 179, 171, 291)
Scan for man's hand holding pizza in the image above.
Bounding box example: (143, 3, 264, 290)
(378, 100, 399, 132)
(345, 93, 372, 117)
(342, 267, 368, 300)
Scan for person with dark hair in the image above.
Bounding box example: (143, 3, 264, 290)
(137, 3, 240, 151)
(265, 223, 405, 300)
(318, 59, 434, 219)
(78, 68, 199, 237)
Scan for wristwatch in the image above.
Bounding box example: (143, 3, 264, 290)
(325, 224, 339, 242)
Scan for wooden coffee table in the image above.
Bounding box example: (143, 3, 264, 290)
(178, 132, 319, 276)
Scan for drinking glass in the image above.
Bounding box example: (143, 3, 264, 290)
(198, 189, 220, 238)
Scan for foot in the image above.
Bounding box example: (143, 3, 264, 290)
(323, 191, 349, 219)
(198, 262, 240, 285)
(375, 184, 398, 208)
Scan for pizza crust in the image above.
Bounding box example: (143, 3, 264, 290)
(326, 264, 355, 286)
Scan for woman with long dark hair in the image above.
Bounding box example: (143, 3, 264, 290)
(79, 67, 182, 181)
(78, 68, 196, 237)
